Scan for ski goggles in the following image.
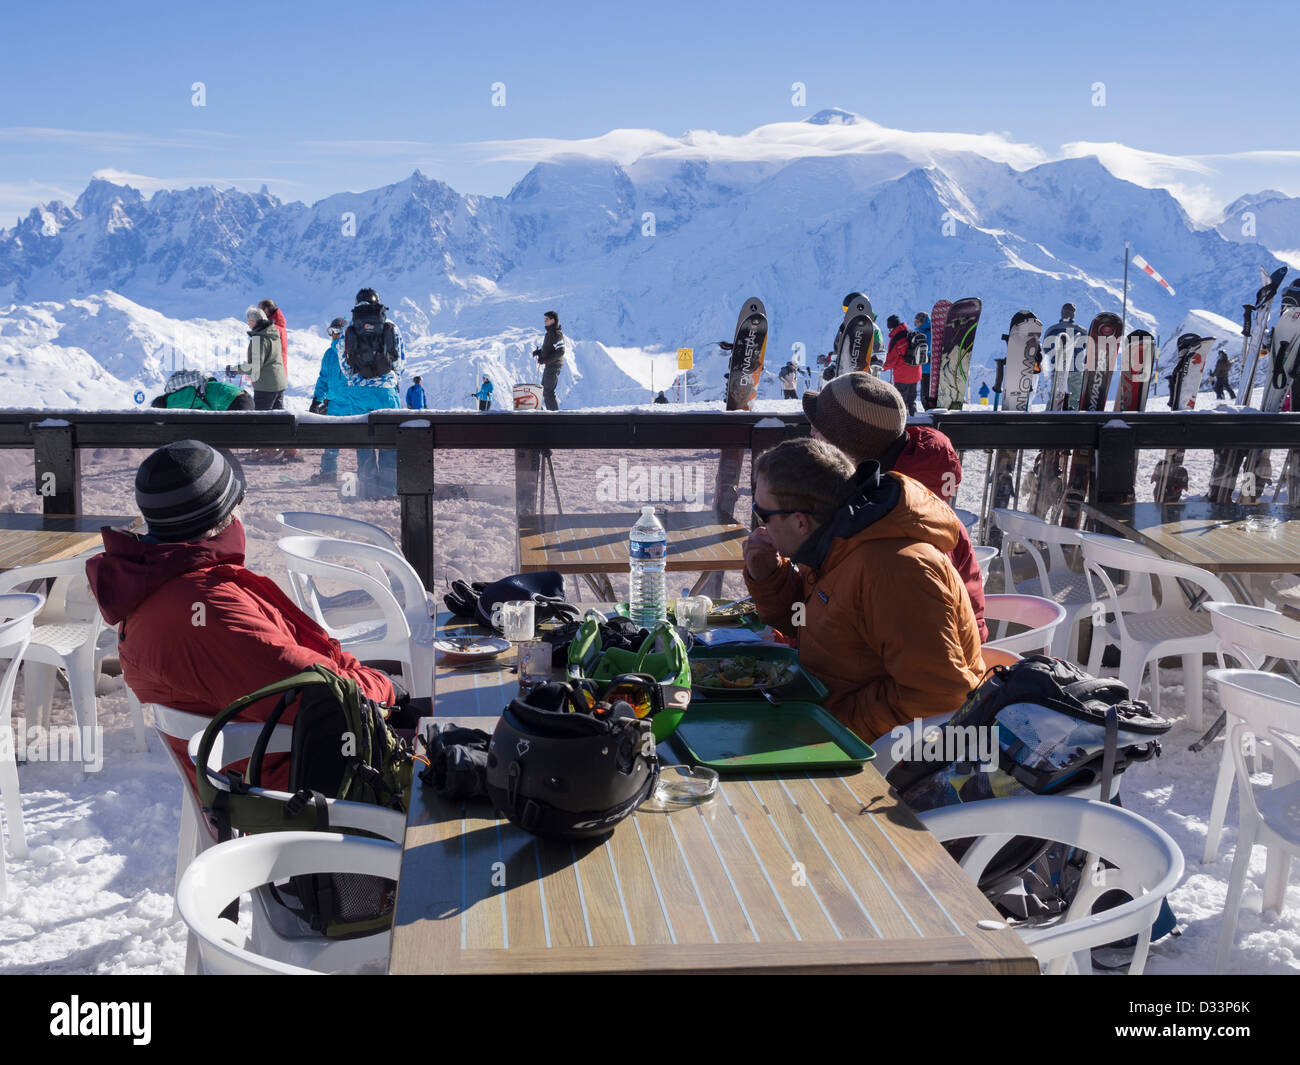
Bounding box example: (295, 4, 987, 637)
(572, 673, 664, 721)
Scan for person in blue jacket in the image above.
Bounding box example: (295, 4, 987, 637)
(334, 288, 406, 500)
(307, 317, 348, 485)
(474, 376, 494, 411)
(405, 376, 426, 409)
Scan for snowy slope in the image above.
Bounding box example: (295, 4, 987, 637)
(0, 109, 1289, 411)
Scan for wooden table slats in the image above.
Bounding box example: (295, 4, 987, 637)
(391, 616, 1037, 974)
(518, 511, 747, 574)
(0, 514, 140, 572)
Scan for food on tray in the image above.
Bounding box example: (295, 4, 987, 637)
(690, 656, 796, 690)
(707, 598, 756, 620)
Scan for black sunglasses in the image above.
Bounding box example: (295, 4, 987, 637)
(752, 503, 804, 523)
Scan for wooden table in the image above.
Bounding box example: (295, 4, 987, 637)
(1083, 501, 1300, 574)
(389, 616, 1038, 975)
(518, 510, 748, 599)
(0, 513, 139, 571)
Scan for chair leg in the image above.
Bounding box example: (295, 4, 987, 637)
(1182, 655, 1203, 732)
(1149, 660, 1161, 717)
(21, 662, 54, 733)
(1215, 824, 1257, 973)
(64, 662, 99, 772)
(126, 688, 149, 753)
(0, 745, 27, 859)
(1203, 739, 1235, 864)
(1261, 848, 1291, 915)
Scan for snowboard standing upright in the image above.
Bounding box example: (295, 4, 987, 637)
(1238, 281, 1300, 503)
(1208, 266, 1288, 503)
(926, 299, 952, 408)
(1152, 333, 1213, 502)
(1059, 312, 1123, 527)
(714, 296, 769, 535)
(1113, 329, 1156, 503)
(835, 296, 876, 376)
(987, 311, 1042, 543)
(935, 297, 982, 409)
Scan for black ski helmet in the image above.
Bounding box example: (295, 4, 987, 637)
(485, 682, 659, 839)
(355, 287, 380, 305)
(842, 291, 866, 312)
(1061, 302, 1076, 321)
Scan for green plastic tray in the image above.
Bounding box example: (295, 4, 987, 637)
(687, 644, 829, 703)
(672, 700, 875, 773)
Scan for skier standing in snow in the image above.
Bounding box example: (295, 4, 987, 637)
(257, 298, 299, 461)
(654, 390, 669, 405)
(405, 375, 426, 409)
(228, 305, 286, 411)
(336, 287, 406, 499)
(307, 317, 348, 486)
(475, 376, 494, 411)
(779, 361, 798, 399)
(1212, 349, 1236, 400)
(533, 310, 566, 410)
(883, 314, 920, 414)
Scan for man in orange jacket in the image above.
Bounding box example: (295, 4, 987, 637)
(744, 437, 984, 743)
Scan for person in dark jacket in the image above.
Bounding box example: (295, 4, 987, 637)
(1212, 350, 1236, 399)
(654, 391, 669, 404)
(802, 372, 989, 642)
(406, 376, 427, 409)
(533, 310, 565, 410)
(228, 306, 286, 410)
(84, 441, 407, 799)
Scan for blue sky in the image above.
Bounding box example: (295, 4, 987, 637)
(1, 0, 1293, 223)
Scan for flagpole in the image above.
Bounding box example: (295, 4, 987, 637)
(1121, 241, 1130, 339)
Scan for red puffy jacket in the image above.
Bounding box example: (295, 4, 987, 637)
(884, 323, 921, 384)
(86, 519, 395, 797)
(270, 307, 288, 374)
(888, 425, 988, 641)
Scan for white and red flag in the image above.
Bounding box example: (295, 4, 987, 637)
(1132, 252, 1176, 296)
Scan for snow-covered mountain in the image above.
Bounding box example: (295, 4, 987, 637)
(1217, 190, 1300, 270)
(0, 109, 1288, 410)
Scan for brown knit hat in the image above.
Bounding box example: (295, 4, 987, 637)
(802, 371, 907, 463)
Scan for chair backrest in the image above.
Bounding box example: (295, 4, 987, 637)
(176, 832, 401, 974)
(276, 535, 415, 638)
(1206, 602, 1300, 671)
(971, 544, 998, 581)
(982, 594, 1069, 655)
(992, 508, 1080, 596)
(0, 547, 106, 628)
(1208, 668, 1300, 828)
(1081, 533, 1236, 644)
(919, 796, 1184, 973)
(275, 512, 400, 554)
(0, 592, 44, 717)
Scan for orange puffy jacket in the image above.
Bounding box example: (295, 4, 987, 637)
(744, 468, 985, 743)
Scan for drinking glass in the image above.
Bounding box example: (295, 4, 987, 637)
(499, 600, 536, 643)
(517, 640, 553, 694)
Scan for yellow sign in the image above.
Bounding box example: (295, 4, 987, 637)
(677, 347, 694, 370)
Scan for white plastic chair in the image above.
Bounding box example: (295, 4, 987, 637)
(1081, 533, 1237, 729)
(274, 512, 436, 626)
(971, 544, 998, 585)
(177, 832, 401, 974)
(277, 535, 435, 699)
(919, 796, 1184, 974)
(992, 509, 1150, 662)
(0, 550, 147, 768)
(983, 594, 1069, 656)
(1203, 603, 1300, 864)
(0, 593, 44, 902)
(1206, 669, 1300, 972)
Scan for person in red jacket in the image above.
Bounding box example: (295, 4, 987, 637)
(803, 372, 988, 641)
(882, 314, 921, 414)
(85, 440, 401, 797)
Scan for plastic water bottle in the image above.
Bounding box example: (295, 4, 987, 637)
(629, 505, 668, 626)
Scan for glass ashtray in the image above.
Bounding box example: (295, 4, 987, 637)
(1244, 515, 1281, 532)
(647, 765, 719, 809)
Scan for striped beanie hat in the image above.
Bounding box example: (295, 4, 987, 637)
(802, 371, 907, 463)
(135, 440, 244, 542)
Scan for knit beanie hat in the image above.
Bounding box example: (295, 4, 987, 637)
(802, 372, 907, 462)
(886, 314, 901, 329)
(135, 440, 244, 542)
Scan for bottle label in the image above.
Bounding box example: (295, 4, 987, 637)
(630, 539, 667, 561)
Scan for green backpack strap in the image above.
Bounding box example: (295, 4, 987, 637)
(194, 664, 338, 837)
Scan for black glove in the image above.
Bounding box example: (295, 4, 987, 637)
(443, 579, 487, 618)
(308, 398, 326, 415)
(419, 722, 493, 799)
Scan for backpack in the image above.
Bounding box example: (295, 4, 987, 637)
(194, 665, 413, 938)
(905, 330, 928, 366)
(344, 303, 400, 379)
(887, 655, 1171, 913)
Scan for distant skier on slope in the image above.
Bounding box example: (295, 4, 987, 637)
(1212, 349, 1236, 400)
(474, 376, 494, 411)
(532, 310, 566, 410)
(779, 361, 798, 399)
(406, 375, 427, 409)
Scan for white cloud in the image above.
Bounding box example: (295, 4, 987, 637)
(89, 169, 299, 196)
(0, 180, 82, 222)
